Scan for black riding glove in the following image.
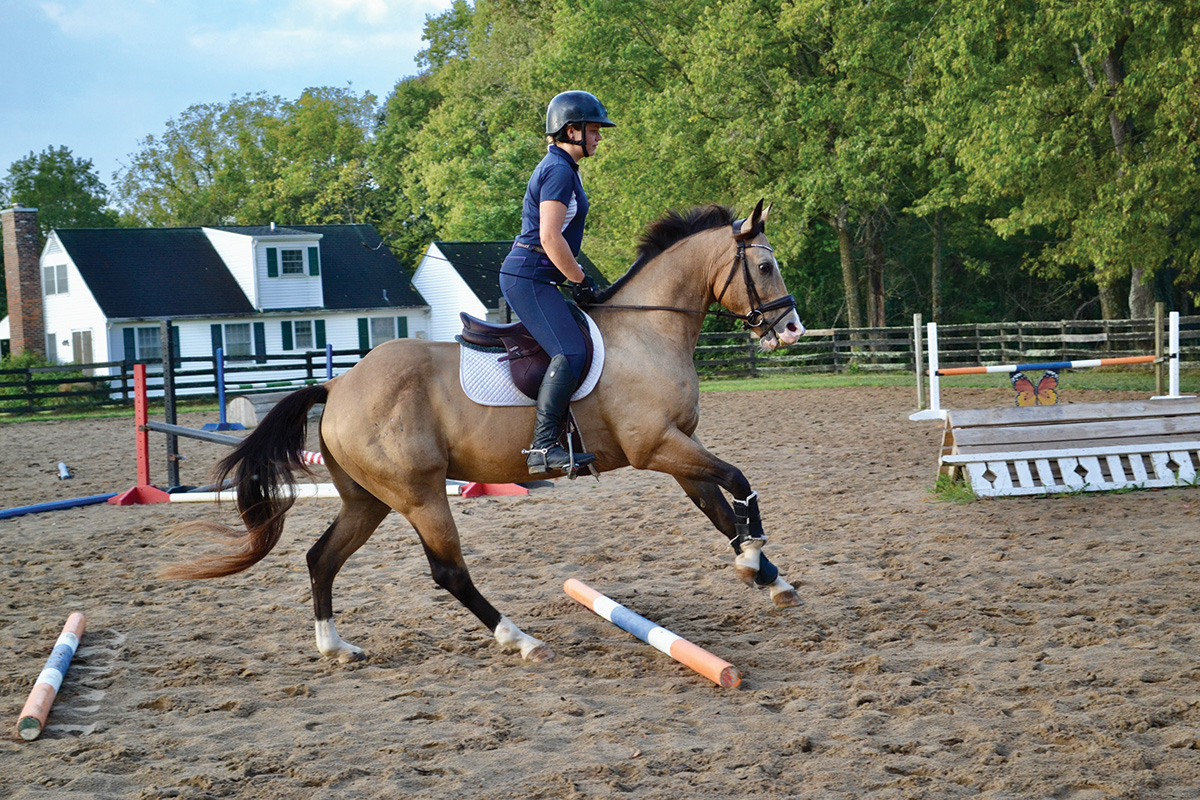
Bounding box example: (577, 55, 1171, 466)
(571, 275, 598, 306)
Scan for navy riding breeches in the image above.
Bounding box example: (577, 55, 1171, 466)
(498, 248, 589, 381)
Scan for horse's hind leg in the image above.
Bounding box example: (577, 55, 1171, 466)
(307, 483, 392, 662)
(400, 488, 554, 662)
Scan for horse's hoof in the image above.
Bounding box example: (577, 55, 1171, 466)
(735, 566, 758, 587)
(772, 589, 802, 608)
(523, 642, 556, 662)
(336, 648, 366, 663)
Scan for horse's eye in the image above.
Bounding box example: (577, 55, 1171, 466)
(758, 262, 773, 274)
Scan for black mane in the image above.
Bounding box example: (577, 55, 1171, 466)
(595, 205, 735, 303)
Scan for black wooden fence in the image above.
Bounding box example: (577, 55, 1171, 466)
(4, 315, 1199, 415)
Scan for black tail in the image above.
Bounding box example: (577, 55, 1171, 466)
(162, 385, 328, 580)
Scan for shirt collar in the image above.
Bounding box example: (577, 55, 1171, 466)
(547, 144, 579, 171)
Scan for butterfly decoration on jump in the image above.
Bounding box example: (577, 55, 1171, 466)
(1010, 370, 1058, 406)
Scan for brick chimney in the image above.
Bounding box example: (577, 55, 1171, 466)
(1, 205, 45, 357)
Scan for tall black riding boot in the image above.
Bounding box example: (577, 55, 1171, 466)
(524, 354, 596, 475)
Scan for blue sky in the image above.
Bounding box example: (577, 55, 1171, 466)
(0, 0, 456, 193)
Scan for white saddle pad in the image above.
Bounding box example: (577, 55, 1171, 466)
(460, 312, 605, 407)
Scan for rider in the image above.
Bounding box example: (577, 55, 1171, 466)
(499, 90, 615, 475)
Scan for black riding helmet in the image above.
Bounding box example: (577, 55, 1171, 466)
(545, 91, 615, 155)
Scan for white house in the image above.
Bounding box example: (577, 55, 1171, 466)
(2, 207, 430, 375)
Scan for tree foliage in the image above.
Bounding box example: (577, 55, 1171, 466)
(1, 146, 118, 235)
(94, 0, 1200, 325)
(1, 146, 119, 319)
(112, 89, 379, 227)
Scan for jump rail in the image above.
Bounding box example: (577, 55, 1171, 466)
(110, 364, 525, 504)
(911, 311, 1187, 422)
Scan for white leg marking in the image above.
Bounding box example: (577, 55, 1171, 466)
(315, 619, 364, 663)
(494, 616, 551, 660)
(734, 540, 763, 573)
(768, 576, 796, 599)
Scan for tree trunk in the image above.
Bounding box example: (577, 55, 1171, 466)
(864, 209, 886, 328)
(831, 205, 863, 329)
(1129, 266, 1154, 318)
(1101, 33, 1151, 319)
(930, 210, 943, 322)
(1098, 280, 1123, 321)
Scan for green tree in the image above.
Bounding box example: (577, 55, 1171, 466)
(1, 146, 119, 318)
(1, 146, 119, 235)
(925, 0, 1200, 318)
(113, 93, 283, 225)
(372, 75, 443, 259)
(246, 87, 380, 225)
(113, 89, 380, 227)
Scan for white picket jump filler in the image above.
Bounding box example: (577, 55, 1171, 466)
(912, 312, 1200, 497)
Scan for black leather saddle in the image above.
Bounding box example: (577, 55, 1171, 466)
(458, 309, 595, 401)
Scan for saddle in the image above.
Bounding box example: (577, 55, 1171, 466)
(458, 309, 595, 401)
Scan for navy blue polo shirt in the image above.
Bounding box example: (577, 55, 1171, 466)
(514, 146, 589, 255)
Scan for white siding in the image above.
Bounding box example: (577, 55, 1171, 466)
(41, 234, 111, 364)
(256, 237, 324, 310)
(202, 228, 257, 306)
(411, 244, 488, 342)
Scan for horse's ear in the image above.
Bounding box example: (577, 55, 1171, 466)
(738, 199, 766, 236)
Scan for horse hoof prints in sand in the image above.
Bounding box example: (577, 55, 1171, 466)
(167, 202, 806, 664)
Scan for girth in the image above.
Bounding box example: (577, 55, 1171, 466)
(458, 309, 595, 401)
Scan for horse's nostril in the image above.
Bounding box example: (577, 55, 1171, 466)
(786, 323, 798, 332)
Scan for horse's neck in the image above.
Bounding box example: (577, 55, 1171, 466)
(607, 232, 726, 333)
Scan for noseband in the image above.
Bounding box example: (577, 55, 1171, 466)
(713, 239, 797, 335)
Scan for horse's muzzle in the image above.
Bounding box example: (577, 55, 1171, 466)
(757, 310, 805, 351)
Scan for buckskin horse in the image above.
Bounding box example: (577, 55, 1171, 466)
(167, 201, 805, 663)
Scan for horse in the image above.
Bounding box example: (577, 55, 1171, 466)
(167, 201, 806, 664)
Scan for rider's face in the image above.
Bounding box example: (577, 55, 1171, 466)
(570, 123, 603, 157)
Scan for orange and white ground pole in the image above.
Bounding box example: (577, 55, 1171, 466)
(564, 579, 741, 688)
(17, 612, 86, 741)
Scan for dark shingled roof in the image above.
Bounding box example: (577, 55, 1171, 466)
(53, 223, 427, 320)
(281, 224, 426, 310)
(433, 241, 607, 308)
(54, 227, 255, 319)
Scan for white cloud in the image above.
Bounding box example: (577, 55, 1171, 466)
(39, 0, 156, 40)
(187, 24, 424, 71)
(304, 0, 390, 24)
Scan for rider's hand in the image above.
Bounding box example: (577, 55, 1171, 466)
(571, 275, 598, 306)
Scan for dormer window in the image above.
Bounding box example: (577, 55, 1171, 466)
(281, 249, 304, 275)
(266, 246, 321, 278)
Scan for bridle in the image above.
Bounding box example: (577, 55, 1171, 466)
(713, 239, 797, 333)
(594, 229, 798, 336)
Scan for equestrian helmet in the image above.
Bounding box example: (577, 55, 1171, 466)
(545, 91, 616, 140)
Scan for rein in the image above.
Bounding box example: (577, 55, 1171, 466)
(592, 239, 797, 334)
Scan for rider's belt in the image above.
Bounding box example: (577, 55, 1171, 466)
(514, 241, 547, 254)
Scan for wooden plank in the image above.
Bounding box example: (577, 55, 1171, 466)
(952, 432, 1200, 456)
(950, 415, 1200, 451)
(946, 398, 1200, 430)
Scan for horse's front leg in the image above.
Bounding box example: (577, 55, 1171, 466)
(674, 475, 801, 608)
(636, 429, 801, 608)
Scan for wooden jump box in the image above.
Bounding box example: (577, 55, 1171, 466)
(938, 398, 1200, 497)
